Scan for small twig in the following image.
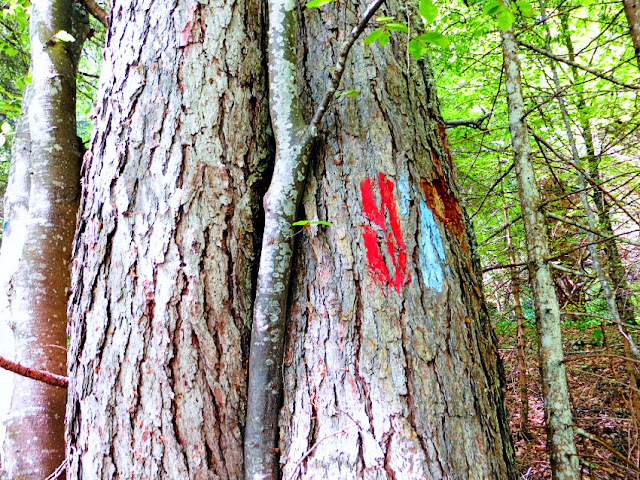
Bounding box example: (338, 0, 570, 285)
(0, 354, 68, 388)
(44, 457, 67, 480)
(285, 425, 358, 480)
(445, 111, 491, 129)
(546, 212, 640, 248)
(575, 426, 640, 474)
(470, 162, 514, 220)
(518, 39, 640, 90)
(81, 0, 110, 28)
(307, 0, 385, 132)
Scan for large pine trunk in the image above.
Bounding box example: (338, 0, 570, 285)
(65, 0, 270, 477)
(277, 3, 514, 478)
(66, 0, 515, 478)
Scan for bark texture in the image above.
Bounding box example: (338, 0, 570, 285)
(623, 0, 640, 71)
(1, 0, 87, 475)
(65, 0, 270, 477)
(501, 23, 579, 480)
(276, 3, 516, 478)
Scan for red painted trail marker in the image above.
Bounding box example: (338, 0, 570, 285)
(360, 172, 410, 293)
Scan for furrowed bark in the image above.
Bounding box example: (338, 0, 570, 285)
(65, 0, 270, 477)
(501, 18, 579, 480)
(244, 1, 384, 477)
(0, 1, 87, 476)
(276, 0, 516, 477)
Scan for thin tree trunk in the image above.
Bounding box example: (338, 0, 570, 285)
(501, 17, 579, 480)
(0, 86, 31, 473)
(65, 0, 270, 477)
(501, 180, 530, 438)
(623, 0, 640, 71)
(1, 0, 87, 476)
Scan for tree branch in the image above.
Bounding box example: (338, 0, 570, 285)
(244, 1, 385, 479)
(81, 0, 109, 28)
(445, 111, 491, 129)
(546, 211, 640, 247)
(0, 354, 68, 388)
(518, 39, 639, 90)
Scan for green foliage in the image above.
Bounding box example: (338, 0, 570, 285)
(292, 220, 331, 226)
(305, 0, 334, 8)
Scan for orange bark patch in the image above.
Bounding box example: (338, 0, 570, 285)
(420, 176, 466, 245)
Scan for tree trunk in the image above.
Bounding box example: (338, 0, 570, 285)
(501, 180, 529, 438)
(65, 0, 270, 477)
(276, 3, 515, 477)
(66, 0, 516, 478)
(501, 20, 579, 480)
(623, 0, 640, 71)
(0, 86, 31, 473)
(0, 0, 87, 476)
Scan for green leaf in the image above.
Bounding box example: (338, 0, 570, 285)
(309, 221, 331, 226)
(515, 0, 534, 17)
(416, 32, 451, 48)
(23, 72, 32, 85)
(376, 16, 394, 23)
(305, 0, 334, 8)
(1, 122, 11, 134)
(593, 329, 603, 341)
(378, 31, 392, 46)
(483, 1, 505, 16)
(292, 220, 310, 226)
(419, 0, 438, 23)
(338, 89, 360, 97)
(366, 28, 393, 46)
(52, 30, 75, 43)
(408, 39, 427, 60)
(386, 22, 409, 32)
(497, 9, 515, 31)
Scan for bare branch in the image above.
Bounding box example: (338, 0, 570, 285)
(546, 211, 640, 247)
(518, 39, 640, 90)
(307, 0, 385, 133)
(81, 0, 109, 28)
(0, 354, 68, 388)
(445, 111, 491, 129)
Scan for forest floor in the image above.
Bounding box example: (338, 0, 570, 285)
(498, 322, 640, 479)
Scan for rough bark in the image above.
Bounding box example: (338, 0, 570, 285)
(275, 3, 516, 478)
(65, 0, 270, 477)
(0, 0, 88, 476)
(501, 21, 579, 480)
(623, 0, 640, 71)
(244, 0, 384, 477)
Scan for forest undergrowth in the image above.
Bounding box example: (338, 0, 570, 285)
(499, 323, 640, 479)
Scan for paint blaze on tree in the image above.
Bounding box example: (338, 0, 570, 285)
(64, 0, 516, 478)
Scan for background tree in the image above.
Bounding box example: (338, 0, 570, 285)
(0, 0, 88, 477)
